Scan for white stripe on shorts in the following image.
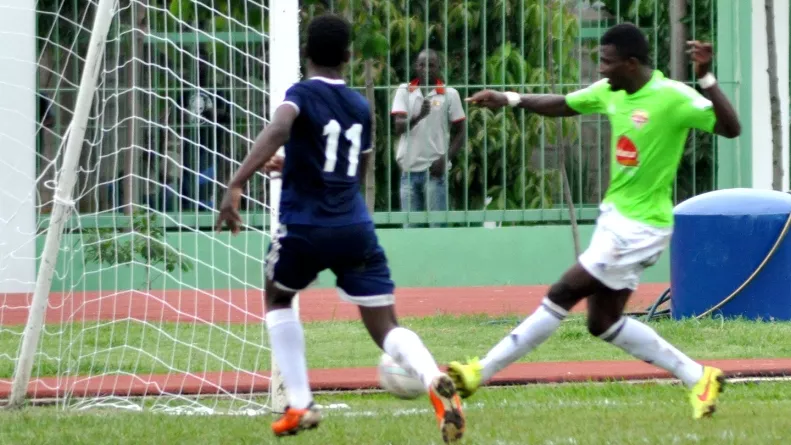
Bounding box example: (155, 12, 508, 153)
(336, 287, 395, 307)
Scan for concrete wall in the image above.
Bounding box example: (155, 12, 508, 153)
(750, 0, 790, 191)
(46, 225, 670, 292)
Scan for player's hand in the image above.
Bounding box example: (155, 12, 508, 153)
(465, 90, 509, 110)
(263, 156, 284, 175)
(215, 186, 243, 234)
(429, 157, 445, 178)
(687, 40, 713, 78)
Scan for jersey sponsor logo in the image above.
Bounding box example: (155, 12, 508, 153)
(631, 110, 649, 129)
(616, 136, 639, 167)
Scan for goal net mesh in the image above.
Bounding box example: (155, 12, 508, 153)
(0, 0, 280, 414)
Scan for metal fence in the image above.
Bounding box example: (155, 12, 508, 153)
(35, 0, 725, 229)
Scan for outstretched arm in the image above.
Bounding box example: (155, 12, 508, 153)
(465, 90, 580, 117)
(688, 41, 741, 138)
(514, 94, 580, 117)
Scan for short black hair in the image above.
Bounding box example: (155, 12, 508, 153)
(600, 23, 650, 65)
(306, 14, 351, 68)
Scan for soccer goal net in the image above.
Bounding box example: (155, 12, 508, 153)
(0, 0, 299, 414)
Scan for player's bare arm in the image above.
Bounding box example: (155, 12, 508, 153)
(688, 40, 741, 138)
(215, 104, 298, 233)
(465, 90, 578, 117)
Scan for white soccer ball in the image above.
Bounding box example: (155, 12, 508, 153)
(377, 353, 425, 400)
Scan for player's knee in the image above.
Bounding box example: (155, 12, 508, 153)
(547, 281, 577, 309)
(546, 281, 567, 301)
(265, 280, 296, 310)
(587, 316, 620, 338)
(266, 292, 295, 311)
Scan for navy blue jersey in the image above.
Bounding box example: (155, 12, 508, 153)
(278, 77, 372, 227)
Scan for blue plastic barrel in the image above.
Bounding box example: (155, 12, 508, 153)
(671, 188, 791, 321)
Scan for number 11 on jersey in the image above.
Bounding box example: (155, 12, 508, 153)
(323, 119, 362, 177)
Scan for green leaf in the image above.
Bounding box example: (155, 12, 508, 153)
(168, 0, 194, 23)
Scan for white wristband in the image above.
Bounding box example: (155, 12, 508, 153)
(698, 73, 717, 89)
(503, 91, 521, 107)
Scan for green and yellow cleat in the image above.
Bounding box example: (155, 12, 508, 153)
(689, 366, 726, 419)
(447, 357, 484, 399)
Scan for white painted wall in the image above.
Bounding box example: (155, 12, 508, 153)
(751, 0, 790, 191)
(0, 1, 36, 293)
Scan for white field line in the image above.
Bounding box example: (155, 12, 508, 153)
(9, 376, 791, 414)
(318, 392, 791, 418)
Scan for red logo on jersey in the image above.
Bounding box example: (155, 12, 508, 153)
(616, 136, 639, 167)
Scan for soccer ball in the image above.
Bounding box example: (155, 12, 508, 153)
(377, 353, 425, 400)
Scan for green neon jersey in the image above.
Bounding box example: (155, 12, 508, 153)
(565, 70, 717, 227)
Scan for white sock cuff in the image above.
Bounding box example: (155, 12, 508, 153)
(383, 327, 418, 355)
(540, 297, 569, 320)
(265, 308, 297, 327)
(598, 317, 628, 342)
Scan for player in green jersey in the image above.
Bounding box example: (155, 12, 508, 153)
(448, 23, 741, 419)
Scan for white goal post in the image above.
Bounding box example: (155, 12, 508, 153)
(8, 0, 118, 408)
(267, 0, 301, 414)
(1, 0, 301, 415)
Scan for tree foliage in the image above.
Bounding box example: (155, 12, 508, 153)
(36, 0, 719, 218)
(301, 0, 580, 214)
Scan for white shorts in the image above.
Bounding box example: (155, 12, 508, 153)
(578, 203, 672, 291)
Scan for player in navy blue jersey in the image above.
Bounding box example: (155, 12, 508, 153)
(215, 14, 464, 443)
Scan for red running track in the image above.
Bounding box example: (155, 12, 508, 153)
(0, 283, 668, 325)
(2, 283, 788, 400)
(1, 358, 789, 399)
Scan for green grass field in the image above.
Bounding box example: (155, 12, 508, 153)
(4, 315, 791, 378)
(2, 382, 789, 444)
(3, 315, 791, 444)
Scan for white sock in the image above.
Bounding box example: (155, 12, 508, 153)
(601, 317, 704, 387)
(479, 298, 567, 383)
(383, 327, 442, 389)
(266, 309, 313, 409)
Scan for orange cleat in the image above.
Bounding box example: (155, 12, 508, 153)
(428, 374, 466, 443)
(271, 403, 321, 437)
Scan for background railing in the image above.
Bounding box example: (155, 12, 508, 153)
(36, 0, 724, 230)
